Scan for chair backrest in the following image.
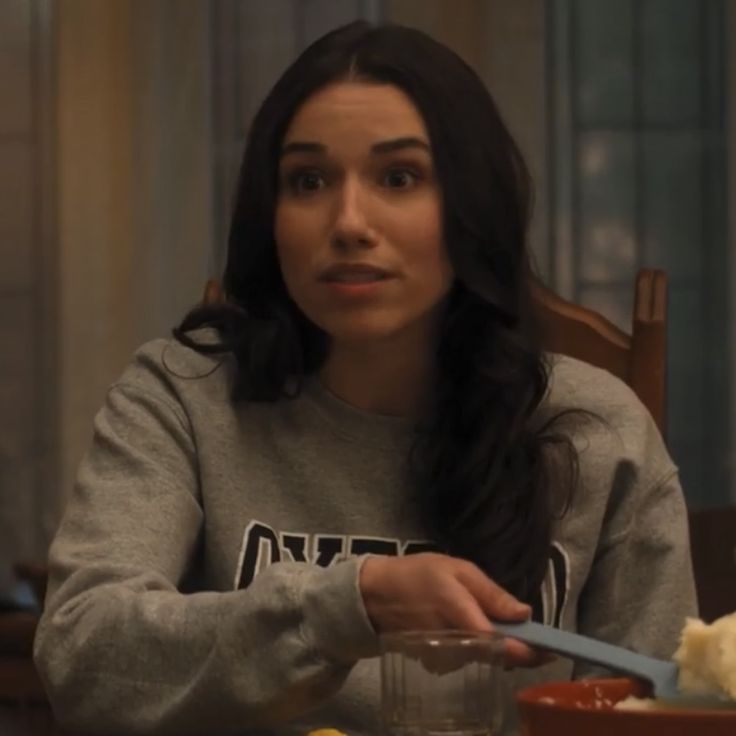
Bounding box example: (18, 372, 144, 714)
(532, 268, 667, 436)
(532, 270, 736, 623)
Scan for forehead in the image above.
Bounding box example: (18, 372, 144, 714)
(282, 81, 430, 144)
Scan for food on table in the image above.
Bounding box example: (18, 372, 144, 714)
(614, 611, 736, 710)
(675, 612, 736, 700)
(614, 695, 662, 711)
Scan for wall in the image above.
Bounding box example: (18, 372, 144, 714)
(0, 0, 57, 569)
(383, 0, 550, 275)
(56, 0, 214, 510)
(729, 0, 736, 500)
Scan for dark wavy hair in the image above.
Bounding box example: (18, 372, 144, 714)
(174, 21, 574, 602)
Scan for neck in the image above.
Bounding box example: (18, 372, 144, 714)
(319, 333, 438, 417)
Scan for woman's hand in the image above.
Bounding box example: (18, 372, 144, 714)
(359, 552, 546, 667)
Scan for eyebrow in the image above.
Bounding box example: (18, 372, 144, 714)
(280, 136, 431, 158)
(371, 137, 431, 154)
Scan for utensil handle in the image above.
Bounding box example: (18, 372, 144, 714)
(493, 620, 670, 683)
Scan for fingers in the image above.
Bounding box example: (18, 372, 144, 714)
(361, 552, 532, 631)
(455, 560, 531, 621)
(435, 576, 495, 632)
(503, 636, 539, 667)
(502, 638, 557, 669)
(361, 556, 494, 633)
(360, 553, 557, 671)
(452, 561, 560, 669)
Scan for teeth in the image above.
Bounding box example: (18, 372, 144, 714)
(330, 273, 384, 283)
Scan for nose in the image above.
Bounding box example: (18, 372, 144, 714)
(330, 175, 377, 250)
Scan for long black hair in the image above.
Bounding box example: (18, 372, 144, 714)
(175, 21, 574, 602)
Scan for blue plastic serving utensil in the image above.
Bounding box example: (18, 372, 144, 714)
(494, 619, 730, 707)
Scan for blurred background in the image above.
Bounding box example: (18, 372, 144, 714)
(1, 0, 734, 579)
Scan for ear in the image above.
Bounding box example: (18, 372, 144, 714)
(203, 279, 226, 305)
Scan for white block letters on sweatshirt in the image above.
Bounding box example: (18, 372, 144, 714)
(234, 519, 570, 628)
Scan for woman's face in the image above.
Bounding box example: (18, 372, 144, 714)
(274, 81, 453, 349)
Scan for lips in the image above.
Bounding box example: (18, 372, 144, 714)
(318, 263, 393, 283)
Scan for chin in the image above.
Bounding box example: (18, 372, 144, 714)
(319, 317, 408, 347)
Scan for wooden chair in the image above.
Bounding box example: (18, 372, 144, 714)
(531, 268, 667, 435)
(532, 268, 736, 622)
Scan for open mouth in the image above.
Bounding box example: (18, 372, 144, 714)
(324, 272, 389, 284)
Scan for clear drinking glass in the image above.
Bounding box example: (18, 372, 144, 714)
(380, 630, 505, 736)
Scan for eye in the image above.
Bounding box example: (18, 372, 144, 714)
(286, 170, 327, 195)
(382, 167, 420, 190)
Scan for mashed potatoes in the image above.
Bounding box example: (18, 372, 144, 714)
(674, 612, 736, 699)
(614, 695, 663, 711)
(614, 612, 736, 711)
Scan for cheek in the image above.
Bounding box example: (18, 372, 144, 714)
(398, 205, 452, 286)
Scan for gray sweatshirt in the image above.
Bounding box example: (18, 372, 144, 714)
(34, 336, 697, 736)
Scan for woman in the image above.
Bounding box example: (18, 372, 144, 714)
(35, 21, 696, 736)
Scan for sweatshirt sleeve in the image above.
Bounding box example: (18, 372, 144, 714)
(574, 465, 698, 672)
(34, 368, 379, 735)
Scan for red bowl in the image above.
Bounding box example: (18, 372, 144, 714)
(516, 678, 736, 736)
